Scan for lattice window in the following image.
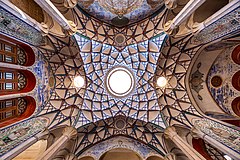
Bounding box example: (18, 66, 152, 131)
(0, 98, 27, 122)
(0, 69, 18, 93)
(0, 98, 18, 122)
(0, 40, 27, 65)
(0, 40, 17, 64)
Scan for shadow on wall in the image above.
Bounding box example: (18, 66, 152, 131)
(99, 148, 142, 160)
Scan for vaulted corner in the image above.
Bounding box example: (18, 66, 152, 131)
(0, 0, 240, 160)
(187, 42, 240, 123)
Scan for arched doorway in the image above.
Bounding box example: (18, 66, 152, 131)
(100, 148, 143, 160)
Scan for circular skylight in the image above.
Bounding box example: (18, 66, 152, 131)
(106, 67, 134, 97)
(73, 76, 85, 88)
(157, 76, 167, 88)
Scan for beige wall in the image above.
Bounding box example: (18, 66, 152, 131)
(100, 148, 142, 160)
(13, 140, 47, 160)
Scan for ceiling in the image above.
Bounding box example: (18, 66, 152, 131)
(77, 0, 165, 26)
(0, 0, 240, 159)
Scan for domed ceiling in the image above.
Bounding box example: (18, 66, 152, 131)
(78, 0, 165, 26)
(1, 0, 240, 159)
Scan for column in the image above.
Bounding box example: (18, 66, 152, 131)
(164, 153, 176, 160)
(164, 0, 206, 35)
(0, 62, 27, 70)
(34, 0, 77, 35)
(164, 126, 206, 160)
(1, 129, 49, 160)
(191, 126, 240, 160)
(0, 93, 30, 101)
(164, 0, 177, 10)
(65, 153, 78, 160)
(0, 0, 48, 34)
(37, 126, 77, 160)
(192, 0, 240, 34)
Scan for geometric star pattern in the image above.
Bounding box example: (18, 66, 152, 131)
(67, 7, 167, 50)
(74, 115, 166, 157)
(37, 35, 86, 129)
(74, 33, 167, 128)
(156, 35, 203, 127)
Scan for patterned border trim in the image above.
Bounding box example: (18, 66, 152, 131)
(194, 118, 240, 153)
(0, 7, 43, 46)
(192, 7, 240, 45)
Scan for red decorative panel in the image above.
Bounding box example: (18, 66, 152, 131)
(192, 138, 213, 160)
(232, 97, 240, 117)
(0, 96, 36, 128)
(0, 34, 35, 66)
(0, 68, 36, 96)
(232, 71, 240, 91)
(232, 45, 240, 65)
(223, 119, 240, 127)
(19, 70, 36, 93)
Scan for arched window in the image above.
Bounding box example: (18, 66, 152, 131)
(0, 40, 18, 64)
(0, 35, 36, 127)
(0, 35, 35, 66)
(0, 68, 36, 96)
(0, 68, 18, 93)
(0, 96, 36, 128)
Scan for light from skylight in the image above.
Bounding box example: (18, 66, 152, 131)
(224, 155, 232, 160)
(157, 76, 167, 88)
(74, 76, 85, 88)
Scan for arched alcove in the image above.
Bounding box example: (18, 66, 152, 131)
(0, 68, 36, 96)
(193, 0, 228, 23)
(231, 45, 240, 65)
(79, 156, 95, 160)
(18, 70, 36, 93)
(146, 156, 164, 160)
(232, 71, 240, 91)
(232, 97, 240, 117)
(100, 148, 143, 160)
(192, 138, 213, 160)
(0, 96, 36, 128)
(192, 137, 228, 160)
(0, 34, 35, 66)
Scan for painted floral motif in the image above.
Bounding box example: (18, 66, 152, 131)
(207, 46, 240, 115)
(194, 119, 240, 152)
(78, 0, 164, 25)
(30, 50, 53, 113)
(0, 118, 46, 156)
(0, 7, 43, 45)
(192, 7, 240, 45)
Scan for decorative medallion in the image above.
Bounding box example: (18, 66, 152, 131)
(211, 76, 223, 88)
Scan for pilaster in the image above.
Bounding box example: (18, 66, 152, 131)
(164, 126, 206, 160)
